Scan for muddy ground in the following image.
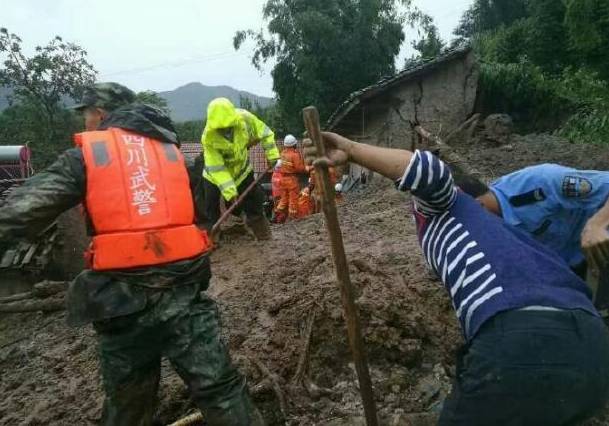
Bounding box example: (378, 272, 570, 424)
(1, 133, 609, 425)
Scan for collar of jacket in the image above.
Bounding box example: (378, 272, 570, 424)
(98, 103, 180, 146)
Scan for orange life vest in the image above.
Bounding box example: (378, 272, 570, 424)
(74, 128, 210, 271)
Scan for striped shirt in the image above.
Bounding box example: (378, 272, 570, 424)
(397, 151, 597, 340)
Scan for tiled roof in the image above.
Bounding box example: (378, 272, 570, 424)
(326, 46, 472, 130)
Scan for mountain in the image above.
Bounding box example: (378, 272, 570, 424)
(159, 82, 273, 122)
(0, 82, 273, 123)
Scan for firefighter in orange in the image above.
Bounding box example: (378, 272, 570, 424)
(297, 186, 314, 218)
(275, 134, 306, 220)
(271, 160, 287, 223)
(309, 165, 339, 213)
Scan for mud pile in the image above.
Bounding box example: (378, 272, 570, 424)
(1, 133, 609, 425)
(209, 181, 461, 425)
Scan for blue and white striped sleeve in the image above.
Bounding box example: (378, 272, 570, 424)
(396, 150, 457, 216)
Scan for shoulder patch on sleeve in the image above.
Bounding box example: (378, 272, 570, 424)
(562, 176, 593, 198)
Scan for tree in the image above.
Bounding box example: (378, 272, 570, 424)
(457, 0, 570, 73)
(453, 0, 528, 41)
(0, 28, 96, 167)
(0, 28, 96, 141)
(234, 0, 415, 130)
(410, 16, 445, 63)
(458, 0, 609, 144)
(175, 120, 205, 143)
(135, 90, 170, 115)
(564, 0, 609, 79)
(0, 103, 81, 168)
(524, 0, 569, 74)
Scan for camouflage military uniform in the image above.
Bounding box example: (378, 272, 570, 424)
(0, 85, 260, 425)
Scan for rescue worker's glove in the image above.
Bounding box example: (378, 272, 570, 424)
(303, 132, 352, 168)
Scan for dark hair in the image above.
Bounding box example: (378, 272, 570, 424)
(449, 162, 490, 198)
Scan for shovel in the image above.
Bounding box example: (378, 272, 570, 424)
(210, 166, 273, 242)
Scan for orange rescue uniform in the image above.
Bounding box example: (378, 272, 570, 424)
(309, 166, 338, 213)
(75, 128, 210, 270)
(297, 187, 314, 218)
(276, 147, 306, 218)
(271, 169, 282, 198)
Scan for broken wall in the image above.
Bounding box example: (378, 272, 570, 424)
(339, 51, 479, 150)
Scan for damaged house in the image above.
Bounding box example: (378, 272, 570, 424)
(327, 46, 479, 184)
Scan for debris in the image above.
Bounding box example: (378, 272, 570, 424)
(3, 131, 609, 425)
(0, 281, 67, 314)
(252, 357, 289, 421)
(444, 113, 481, 145)
(166, 412, 204, 426)
(0, 281, 67, 304)
(0, 297, 65, 313)
(291, 307, 317, 387)
(483, 113, 514, 145)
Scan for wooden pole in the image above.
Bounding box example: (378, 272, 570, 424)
(412, 124, 486, 183)
(302, 106, 379, 426)
(166, 412, 203, 426)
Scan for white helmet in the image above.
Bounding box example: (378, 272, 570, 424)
(283, 134, 298, 147)
(335, 183, 343, 193)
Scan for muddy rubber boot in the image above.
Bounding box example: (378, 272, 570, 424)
(246, 215, 272, 241)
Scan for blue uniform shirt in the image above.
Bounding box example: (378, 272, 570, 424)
(398, 152, 597, 340)
(491, 164, 609, 267)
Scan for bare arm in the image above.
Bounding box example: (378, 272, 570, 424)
(581, 195, 609, 265)
(304, 132, 412, 180)
(304, 132, 457, 216)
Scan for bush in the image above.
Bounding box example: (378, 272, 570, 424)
(478, 58, 569, 128)
(0, 103, 82, 169)
(175, 120, 205, 143)
(478, 59, 609, 144)
(556, 68, 609, 144)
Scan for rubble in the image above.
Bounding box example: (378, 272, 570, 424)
(1, 132, 609, 425)
(483, 113, 514, 145)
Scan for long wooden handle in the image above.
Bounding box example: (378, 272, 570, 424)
(302, 106, 378, 426)
(412, 124, 485, 180)
(211, 166, 272, 236)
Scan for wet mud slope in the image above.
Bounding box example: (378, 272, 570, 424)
(1, 134, 609, 425)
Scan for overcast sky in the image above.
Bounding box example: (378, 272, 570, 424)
(3, 0, 473, 97)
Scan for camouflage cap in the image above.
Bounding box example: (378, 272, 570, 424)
(72, 82, 136, 112)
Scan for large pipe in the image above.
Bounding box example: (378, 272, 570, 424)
(0, 146, 30, 163)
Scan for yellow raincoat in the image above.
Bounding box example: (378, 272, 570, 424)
(201, 98, 279, 200)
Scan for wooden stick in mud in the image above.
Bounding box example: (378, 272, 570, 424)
(302, 106, 379, 426)
(413, 123, 486, 185)
(210, 166, 272, 240)
(166, 412, 203, 426)
(0, 297, 65, 313)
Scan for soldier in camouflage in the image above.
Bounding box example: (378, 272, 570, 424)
(0, 83, 263, 425)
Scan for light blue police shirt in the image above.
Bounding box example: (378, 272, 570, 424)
(491, 164, 609, 267)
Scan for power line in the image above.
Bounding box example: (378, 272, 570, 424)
(99, 50, 249, 78)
